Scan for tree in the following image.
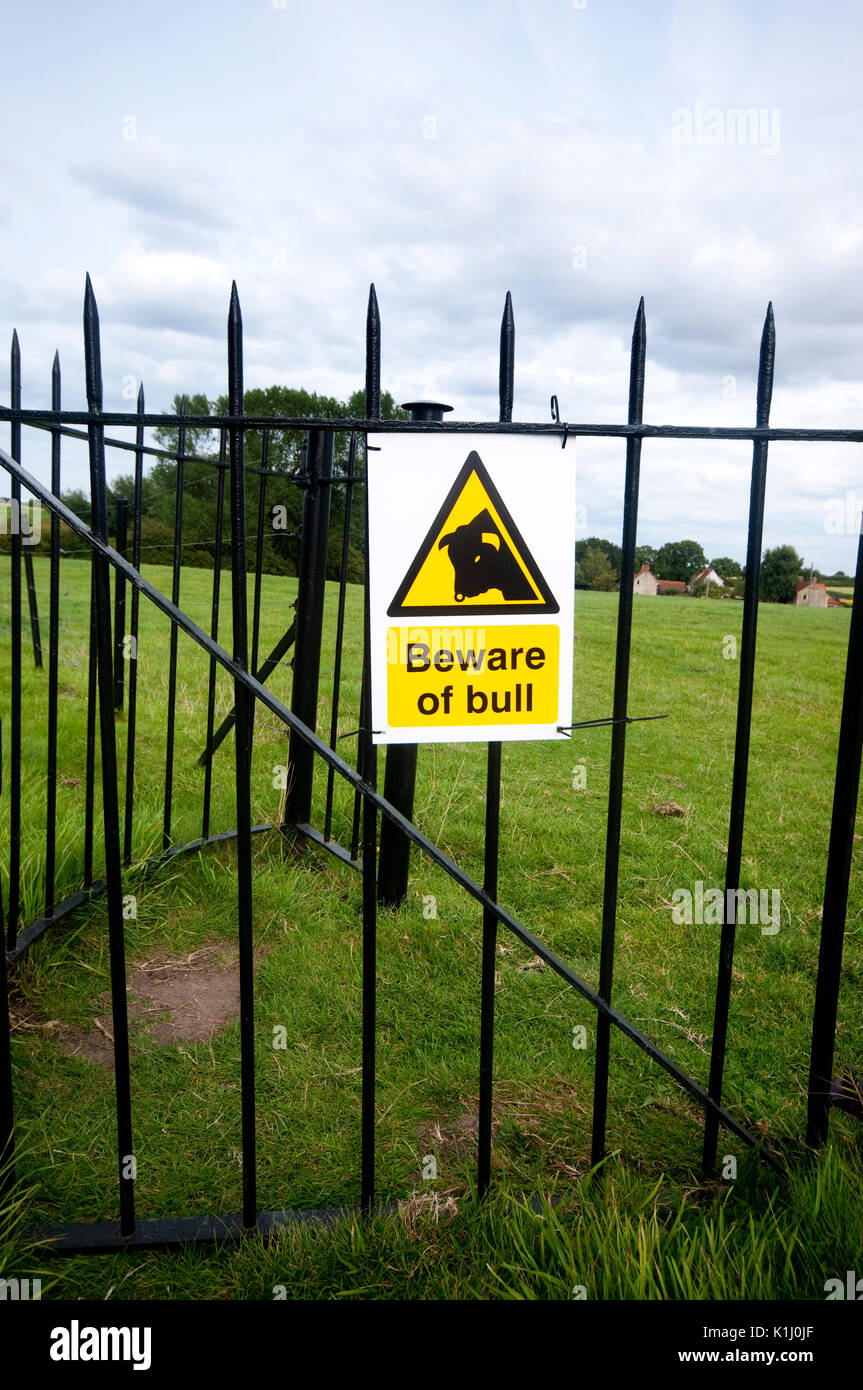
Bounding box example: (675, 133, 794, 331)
(692, 577, 724, 599)
(575, 536, 621, 579)
(60, 487, 92, 522)
(709, 556, 742, 579)
(105, 384, 408, 582)
(634, 544, 656, 570)
(575, 545, 617, 591)
(654, 539, 706, 584)
(760, 545, 804, 603)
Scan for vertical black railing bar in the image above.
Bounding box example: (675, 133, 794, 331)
(83, 275, 135, 1236)
(251, 429, 269, 679)
(83, 562, 97, 888)
(23, 550, 42, 670)
(247, 427, 269, 781)
(1, 726, 13, 1195)
(12, 335, 43, 674)
(591, 298, 647, 1171)
(361, 283, 381, 1211)
(703, 304, 775, 1172)
(351, 465, 369, 861)
(0, 721, 4, 933)
(283, 427, 333, 828)
(201, 430, 227, 842)
(7, 333, 22, 949)
(162, 397, 186, 851)
(123, 386, 145, 867)
(498, 289, 515, 425)
(113, 499, 128, 712)
(806, 515, 863, 1148)
(478, 742, 501, 1196)
(478, 290, 514, 1197)
(247, 428, 268, 777)
(324, 430, 358, 845)
(350, 647, 365, 861)
(228, 285, 257, 1229)
(45, 352, 62, 918)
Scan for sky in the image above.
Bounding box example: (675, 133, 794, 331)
(1, 0, 862, 574)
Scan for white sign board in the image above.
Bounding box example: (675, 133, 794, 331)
(368, 434, 575, 744)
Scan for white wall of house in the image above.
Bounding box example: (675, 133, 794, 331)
(634, 566, 659, 595)
(796, 582, 828, 607)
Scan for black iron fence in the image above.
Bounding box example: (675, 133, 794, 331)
(0, 278, 861, 1252)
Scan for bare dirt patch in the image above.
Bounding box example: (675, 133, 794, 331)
(47, 944, 251, 1067)
(416, 1110, 480, 1162)
(416, 1087, 588, 1169)
(127, 946, 241, 1046)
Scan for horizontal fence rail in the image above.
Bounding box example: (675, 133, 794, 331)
(1, 279, 861, 1255)
(5, 407, 863, 442)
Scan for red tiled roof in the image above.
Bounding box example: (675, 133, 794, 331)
(657, 579, 687, 593)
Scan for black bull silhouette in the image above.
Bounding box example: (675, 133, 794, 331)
(438, 508, 536, 603)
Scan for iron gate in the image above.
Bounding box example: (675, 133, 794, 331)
(0, 278, 860, 1252)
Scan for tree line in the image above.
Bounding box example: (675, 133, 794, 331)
(1, 419, 842, 607)
(28, 387, 409, 580)
(576, 537, 837, 604)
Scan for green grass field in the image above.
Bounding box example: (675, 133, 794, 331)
(1, 555, 861, 1299)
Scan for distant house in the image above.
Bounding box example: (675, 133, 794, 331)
(633, 561, 687, 596)
(633, 561, 659, 595)
(692, 566, 724, 588)
(795, 579, 840, 608)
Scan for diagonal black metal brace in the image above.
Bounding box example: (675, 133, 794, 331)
(557, 713, 669, 736)
(196, 617, 297, 766)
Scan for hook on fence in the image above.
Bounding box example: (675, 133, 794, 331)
(550, 394, 568, 447)
(556, 713, 669, 737)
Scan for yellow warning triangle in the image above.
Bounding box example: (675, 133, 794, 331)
(388, 451, 559, 616)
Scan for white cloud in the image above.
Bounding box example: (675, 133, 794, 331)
(1, 0, 860, 569)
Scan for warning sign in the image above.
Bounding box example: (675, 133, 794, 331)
(388, 453, 558, 616)
(385, 625, 560, 727)
(368, 435, 575, 744)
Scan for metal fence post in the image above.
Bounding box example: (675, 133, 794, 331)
(702, 304, 775, 1173)
(7, 333, 21, 949)
(806, 514, 863, 1147)
(284, 427, 334, 829)
(83, 275, 135, 1237)
(227, 283, 257, 1230)
(591, 300, 646, 1171)
(113, 498, 128, 711)
(45, 352, 62, 915)
(377, 399, 452, 908)
(0, 716, 13, 1196)
(478, 292, 514, 1197)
